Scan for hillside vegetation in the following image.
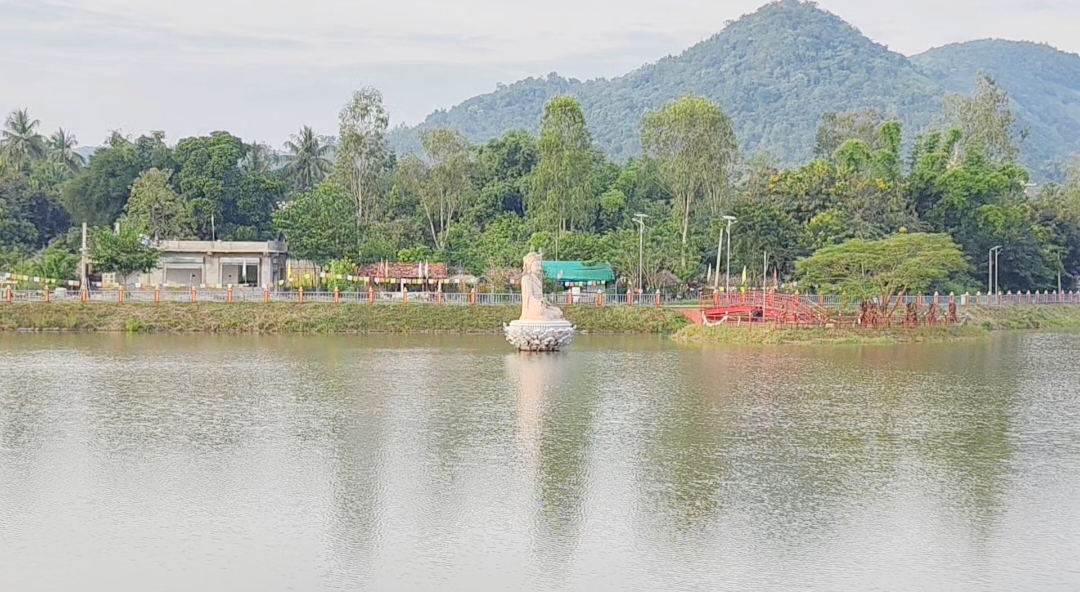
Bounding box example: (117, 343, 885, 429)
(912, 39, 1080, 179)
(392, 0, 1080, 175)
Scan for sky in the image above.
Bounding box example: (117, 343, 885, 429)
(2, 0, 1079, 149)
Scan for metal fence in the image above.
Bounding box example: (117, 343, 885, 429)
(4, 287, 1080, 309)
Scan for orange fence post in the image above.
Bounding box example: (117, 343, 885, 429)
(437, 291, 443, 305)
(628, 290, 634, 307)
(469, 289, 476, 307)
(596, 291, 603, 308)
(368, 287, 375, 305)
(655, 291, 661, 308)
(334, 288, 340, 305)
(80, 288, 88, 303)
(567, 291, 574, 307)
(5, 288, 11, 304)
(118, 288, 124, 304)
(43, 288, 50, 303)
(191, 287, 197, 304)
(227, 287, 233, 303)
(154, 287, 161, 303)
(264, 288, 270, 303)
(298, 287, 304, 304)
(402, 287, 408, 305)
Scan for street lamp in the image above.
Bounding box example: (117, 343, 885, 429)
(722, 215, 737, 295)
(633, 213, 648, 294)
(989, 246, 1002, 296)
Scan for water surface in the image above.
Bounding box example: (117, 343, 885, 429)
(1, 333, 1078, 591)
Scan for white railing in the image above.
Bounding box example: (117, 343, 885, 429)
(3, 288, 1080, 308)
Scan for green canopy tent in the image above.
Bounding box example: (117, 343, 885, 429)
(541, 261, 615, 287)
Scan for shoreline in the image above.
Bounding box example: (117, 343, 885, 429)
(0, 302, 689, 335)
(3, 302, 1080, 344)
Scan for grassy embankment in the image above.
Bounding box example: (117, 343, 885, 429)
(0, 302, 689, 334)
(673, 305, 1080, 345)
(4, 302, 1080, 342)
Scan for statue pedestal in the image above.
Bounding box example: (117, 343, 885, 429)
(504, 320, 575, 352)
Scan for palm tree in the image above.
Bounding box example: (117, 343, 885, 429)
(282, 126, 332, 191)
(1, 108, 46, 171)
(47, 128, 85, 172)
(240, 142, 276, 175)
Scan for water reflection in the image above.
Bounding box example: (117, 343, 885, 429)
(0, 333, 1078, 591)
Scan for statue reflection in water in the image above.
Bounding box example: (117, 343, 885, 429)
(504, 351, 596, 572)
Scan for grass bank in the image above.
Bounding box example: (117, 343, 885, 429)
(674, 305, 1080, 345)
(965, 305, 1080, 330)
(673, 324, 989, 345)
(0, 302, 689, 334)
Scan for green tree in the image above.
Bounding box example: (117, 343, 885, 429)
(46, 129, 85, 172)
(283, 126, 332, 191)
(240, 142, 276, 175)
(272, 182, 359, 265)
(467, 130, 539, 226)
(123, 168, 193, 240)
(796, 233, 969, 317)
(62, 132, 166, 226)
(416, 128, 476, 250)
(943, 74, 1024, 164)
(173, 131, 245, 238)
(18, 240, 80, 280)
(641, 95, 738, 247)
(172, 132, 279, 240)
(814, 108, 884, 158)
(89, 224, 160, 279)
(1, 109, 46, 172)
(531, 96, 598, 257)
(335, 88, 390, 237)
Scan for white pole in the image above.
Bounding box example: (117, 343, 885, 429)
(995, 249, 1001, 296)
(763, 251, 768, 292)
(725, 221, 733, 295)
(80, 222, 88, 290)
(715, 231, 723, 289)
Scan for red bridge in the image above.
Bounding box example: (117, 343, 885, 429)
(699, 292, 830, 326)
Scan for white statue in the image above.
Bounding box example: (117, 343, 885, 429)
(520, 251, 564, 322)
(505, 251, 575, 351)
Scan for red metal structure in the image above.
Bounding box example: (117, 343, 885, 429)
(701, 292, 830, 326)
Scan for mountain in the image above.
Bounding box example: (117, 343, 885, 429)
(912, 40, 1080, 178)
(391, 0, 941, 163)
(391, 0, 1080, 177)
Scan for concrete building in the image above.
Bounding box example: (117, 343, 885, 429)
(133, 240, 288, 288)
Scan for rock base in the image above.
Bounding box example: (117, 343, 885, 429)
(504, 320, 576, 352)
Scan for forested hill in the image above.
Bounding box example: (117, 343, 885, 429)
(391, 0, 942, 162)
(390, 0, 1080, 174)
(912, 40, 1080, 178)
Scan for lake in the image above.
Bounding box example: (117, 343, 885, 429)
(1, 333, 1078, 591)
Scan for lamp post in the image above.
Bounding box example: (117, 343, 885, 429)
(633, 213, 648, 294)
(989, 246, 1002, 296)
(722, 215, 737, 295)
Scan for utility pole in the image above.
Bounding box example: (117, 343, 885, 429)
(763, 251, 768, 292)
(989, 246, 1002, 295)
(633, 213, 648, 294)
(995, 248, 1002, 296)
(80, 222, 88, 290)
(714, 227, 724, 290)
(722, 215, 737, 295)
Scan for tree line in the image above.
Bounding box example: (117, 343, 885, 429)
(2, 75, 1079, 294)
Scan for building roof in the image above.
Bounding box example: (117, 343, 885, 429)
(154, 240, 287, 254)
(356, 262, 448, 280)
(542, 261, 615, 283)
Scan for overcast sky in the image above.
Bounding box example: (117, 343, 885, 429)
(2, 0, 1078, 148)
